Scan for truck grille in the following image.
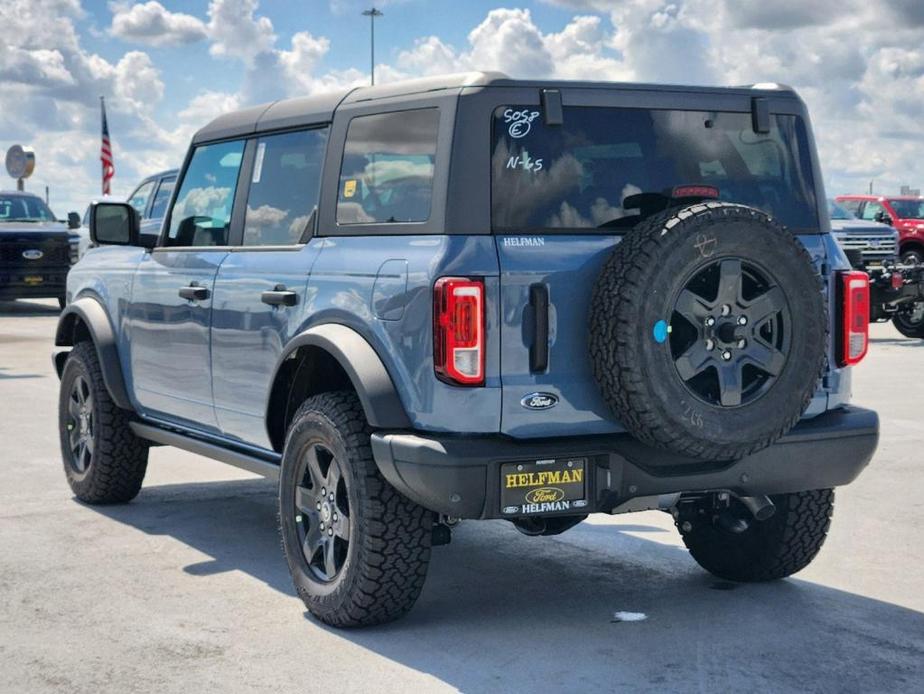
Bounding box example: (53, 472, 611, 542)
(833, 232, 898, 261)
(0, 241, 71, 266)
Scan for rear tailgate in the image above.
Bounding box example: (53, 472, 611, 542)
(496, 234, 624, 437)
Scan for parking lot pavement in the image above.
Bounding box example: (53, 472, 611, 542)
(1, 298, 922, 693)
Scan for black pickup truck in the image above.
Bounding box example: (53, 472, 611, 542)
(1, 191, 80, 308)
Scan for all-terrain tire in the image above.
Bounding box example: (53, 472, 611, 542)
(679, 489, 834, 582)
(892, 303, 924, 338)
(58, 341, 149, 503)
(590, 202, 827, 461)
(279, 391, 433, 627)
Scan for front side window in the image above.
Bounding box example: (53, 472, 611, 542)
(148, 175, 176, 220)
(491, 106, 819, 232)
(128, 181, 155, 217)
(243, 128, 328, 246)
(861, 201, 884, 221)
(828, 199, 855, 220)
(166, 140, 244, 246)
(337, 108, 439, 225)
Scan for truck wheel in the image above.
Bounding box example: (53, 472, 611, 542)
(901, 249, 922, 266)
(590, 202, 827, 460)
(58, 341, 149, 503)
(892, 302, 924, 338)
(678, 489, 834, 582)
(279, 391, 433, 627)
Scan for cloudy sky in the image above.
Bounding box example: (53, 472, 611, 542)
(2, 0, 923, 215)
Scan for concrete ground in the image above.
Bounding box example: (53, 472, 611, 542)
(0, 298, 922, 693)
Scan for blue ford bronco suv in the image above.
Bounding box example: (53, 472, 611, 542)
(55, 73, 879, 627)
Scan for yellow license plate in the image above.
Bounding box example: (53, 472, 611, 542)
(23, 275, 44, 285)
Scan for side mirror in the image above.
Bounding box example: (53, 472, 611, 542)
(874, 211, 892, 225)
(89, 201, 150, 248)
(67, 211, 81, 229)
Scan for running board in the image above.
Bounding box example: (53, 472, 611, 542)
(130, 422, 280, 480)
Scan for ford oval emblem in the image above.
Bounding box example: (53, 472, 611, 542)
(520, 392, 558, 410)
(22, 249, 43, 260)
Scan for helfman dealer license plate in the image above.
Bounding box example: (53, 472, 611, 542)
(501, 458, 587, 516)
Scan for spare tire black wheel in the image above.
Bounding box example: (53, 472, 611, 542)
(590, 202, 827, 461)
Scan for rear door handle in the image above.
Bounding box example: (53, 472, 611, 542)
(261, 284, 298, 307)
(178, 284, 210, 301)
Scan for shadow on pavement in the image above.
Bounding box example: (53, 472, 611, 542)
(91, 478, 924, 692)
(0, 300, 61, 316)
(869, 336, 923, 348)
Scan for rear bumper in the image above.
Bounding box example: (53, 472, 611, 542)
(371, 405, 879, 519)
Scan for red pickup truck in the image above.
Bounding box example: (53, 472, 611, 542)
(836, 195, 924, 264)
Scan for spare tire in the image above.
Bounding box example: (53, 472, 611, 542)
(590, 202, 827, 461)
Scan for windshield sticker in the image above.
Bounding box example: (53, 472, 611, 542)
(252, 142, 266, 184)
(505, 150, 544, 173)
(343, 179, 357, 198)
(504, 109, 540, 139)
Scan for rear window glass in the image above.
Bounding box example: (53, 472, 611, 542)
(491, 106, 818, 232)
(337, 108, 438, 225)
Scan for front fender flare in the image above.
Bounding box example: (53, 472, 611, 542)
(269, 324, 412, 434)
(54, 297, 133, 411)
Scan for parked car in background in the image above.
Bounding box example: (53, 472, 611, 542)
(1, 190, 80, 308)
(126, 169, 178, 244)
(828, 199, 898, 268)
(836, 194, 924, 264)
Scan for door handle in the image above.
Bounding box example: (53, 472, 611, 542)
(178, 284, 210, 301)
(261, 284, 298, 307)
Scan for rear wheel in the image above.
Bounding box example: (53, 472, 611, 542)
(279, 392, 433, 627)
(901, 248, 923, 266)
(892, 302, 924, 338)
(677, 489, 834, 582)
(58, 341, 148, 503)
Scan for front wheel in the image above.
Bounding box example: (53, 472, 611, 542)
(677, 489, 834, 582)
(58, 342, 149, 503)
(279, 391, 433, 627)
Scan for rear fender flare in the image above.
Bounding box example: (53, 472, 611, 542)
(267, 324, 411, 445)
(54, 297, 133, 411)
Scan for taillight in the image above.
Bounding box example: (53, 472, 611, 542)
(433, 277, 485, 386)
(838, 270, 869, 366)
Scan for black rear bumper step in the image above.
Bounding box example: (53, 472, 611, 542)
(371, 405, 879, 519)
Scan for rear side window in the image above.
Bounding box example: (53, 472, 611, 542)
(491, 106, 819, 232)
(148, 175, 176, 220)
(337, 109, 439, 225)
(166, 140, 244, 246)
(244, 128, 328, 246)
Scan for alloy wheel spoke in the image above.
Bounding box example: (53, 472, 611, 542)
(295, 485, 314, 513)
(744, 339, 786, 376)
(76, 441, 88, 471)
(68, 397, 81, 421)
(717, 363, 743, 407)
(674, 288, 711, 323)
(674, 341, 713, 381)
(302, 518, 323, 561)
(84, 434, 94, 455)
(69, 428, 81, 454)
(745, 286, 785, 326)
(323, 537, 337, 578)
(334, 518, 350, 542)
(325, 461, 342, 498)
(717, 259, 743, 304)
(304, 446, 325, 490)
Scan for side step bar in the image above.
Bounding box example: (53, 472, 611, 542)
(130, 422, 281, 480)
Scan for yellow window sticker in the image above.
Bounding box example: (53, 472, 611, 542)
(343, 179, 357, 198)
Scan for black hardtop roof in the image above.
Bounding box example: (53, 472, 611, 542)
(192, 71, 800, 144)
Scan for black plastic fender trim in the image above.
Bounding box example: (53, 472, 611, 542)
(54, 297, 133, 411)
(269, 323, 412, 435)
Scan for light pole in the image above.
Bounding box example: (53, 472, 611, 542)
(362, 7, 383, 86)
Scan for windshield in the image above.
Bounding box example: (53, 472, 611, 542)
(888, 199, 924, 219)
(0, 195, 57, 222)
(492, 106, 819, 232)
(828, 199, 855, 220)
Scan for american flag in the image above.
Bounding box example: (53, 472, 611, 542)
(100, 96, 114, 195)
